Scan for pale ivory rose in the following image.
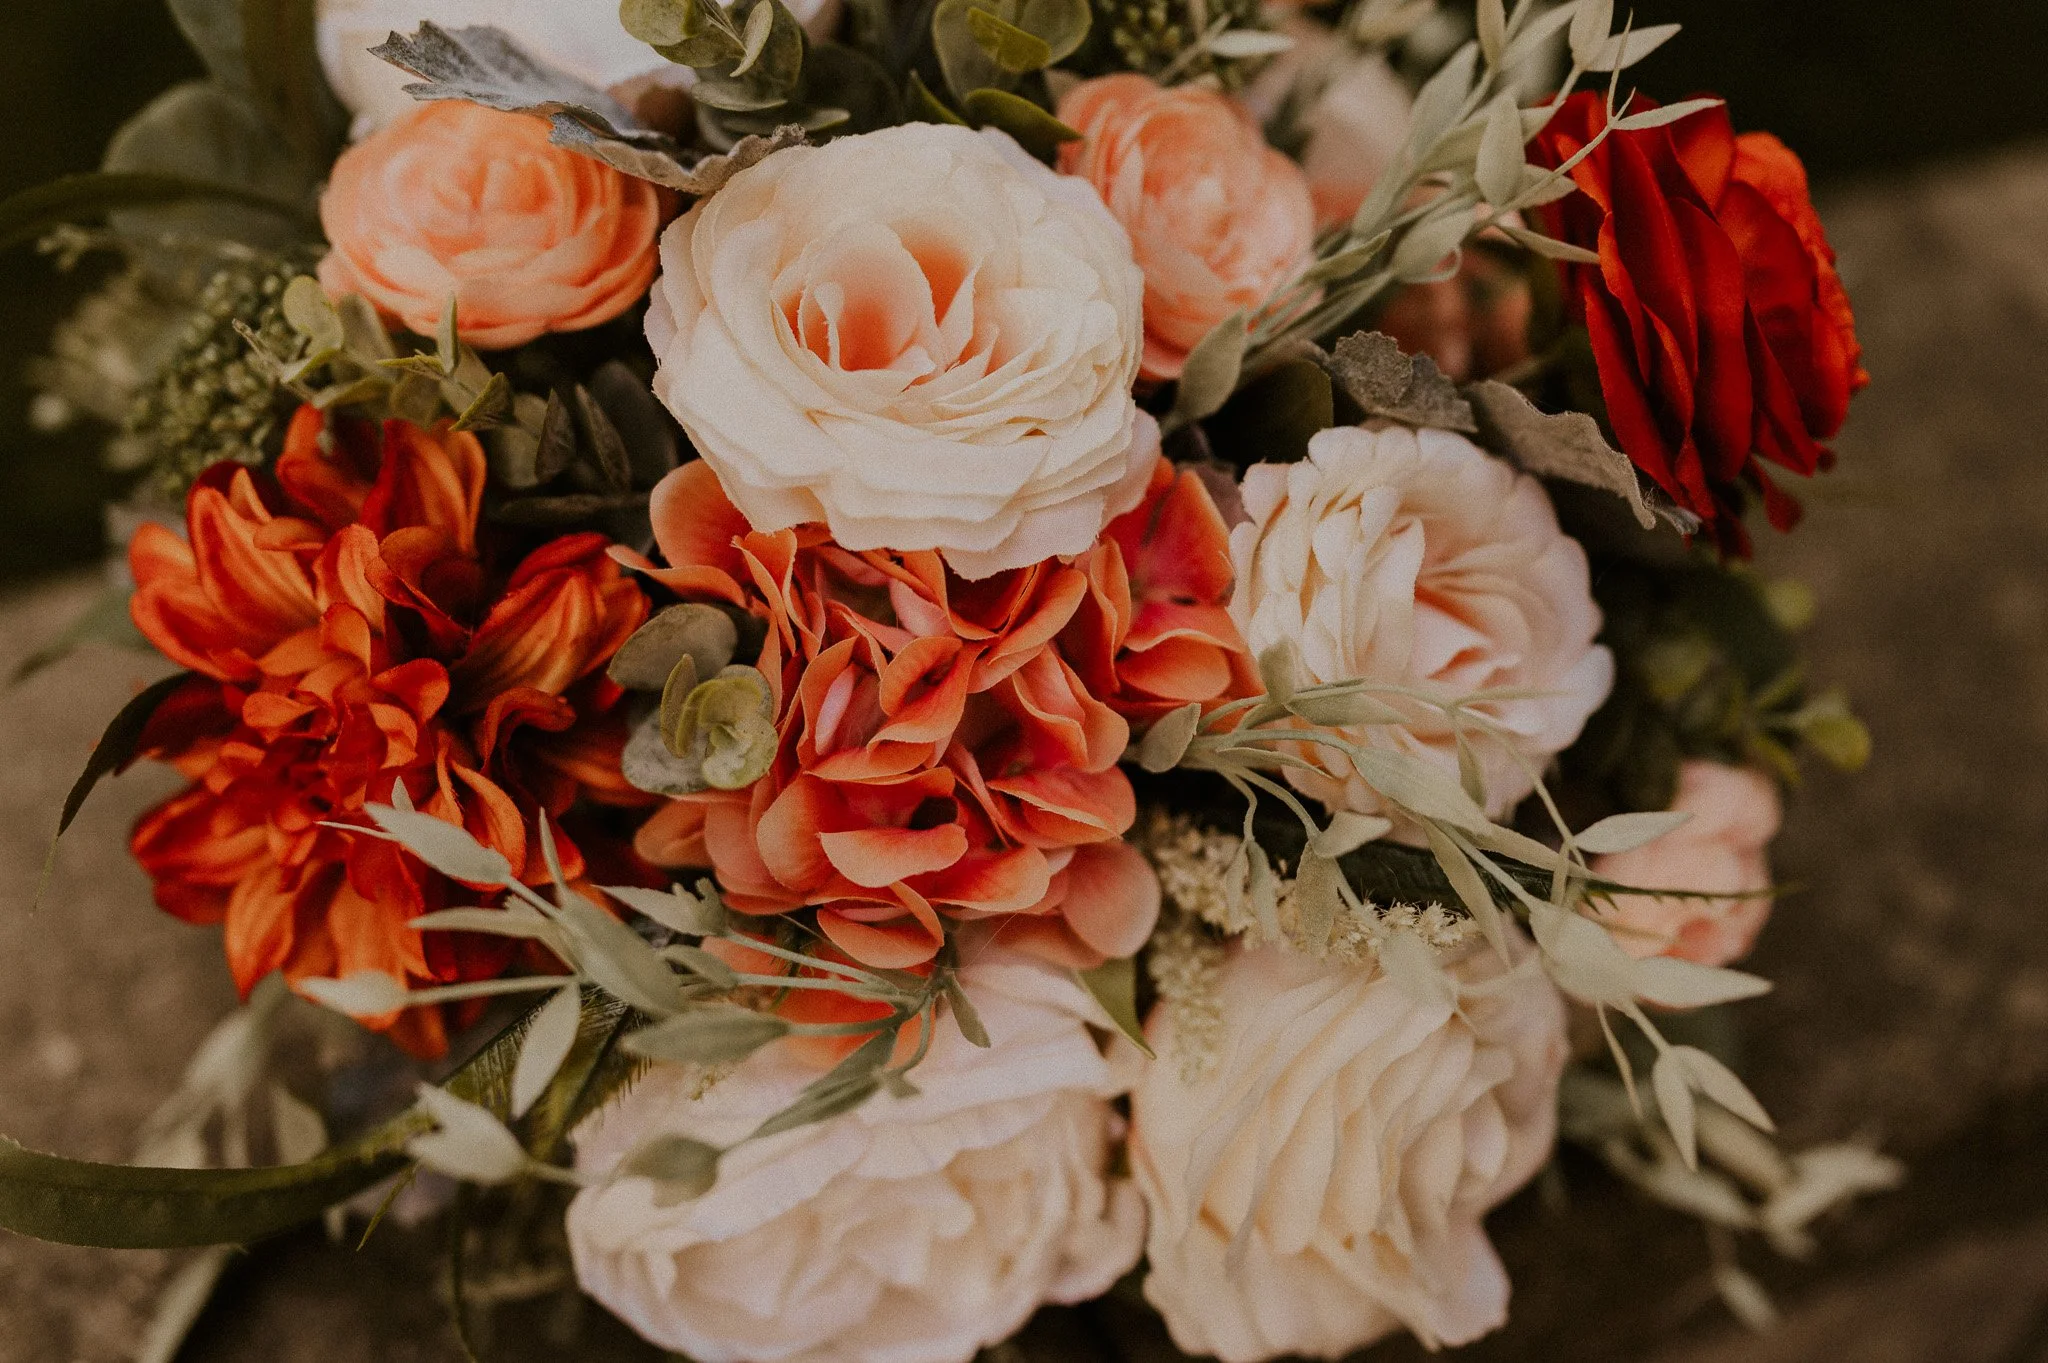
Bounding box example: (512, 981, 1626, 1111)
(1229, 424, 1612, 822)
(645, 123, 1153, 579)
(1130, 934, 1567, 1361)
(1593, 761, 1782, 967)
(316, 0, 843, 137)
(567, 953, 1145, 1363)
(1056, 74, 1316, 383)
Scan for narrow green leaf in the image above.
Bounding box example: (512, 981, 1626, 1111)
(944, 977, 991, 1048)
(364, 804, 514, 887)
(1171, 310, 1250, 428)
(54, 672, 194, 842)
(625, 1007, 791, 1064)
(1137, 703, 1203, 773)
(0, 1129, 415, 1250)
(239, 0, 346, 163)
(0, 990, 636, 1250)
(1076, 958, 1153, 1057)
(0, 172, 307, 253)
(509, 987, 584, 1120)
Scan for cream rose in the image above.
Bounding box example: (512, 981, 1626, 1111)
(1129, 934, 1567, 1361)
(1229, 424, 1612, 822)
(1593, 761, 1782, 966)
(316, 0, 843, 137)
(644, 122, 1153, 580)
(567, 953, 1145, 1363)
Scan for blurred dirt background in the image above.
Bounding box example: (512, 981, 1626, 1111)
(5, 3, 2048, 1362)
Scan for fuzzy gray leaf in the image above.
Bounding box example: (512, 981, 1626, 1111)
(371, 23, 638, 130)
(1323, 332, 1476, 432)
(1466, 379, 1657, 528)
(550, 117, 803, 195)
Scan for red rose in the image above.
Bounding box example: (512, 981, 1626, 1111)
(1533, 93, 1867, 549)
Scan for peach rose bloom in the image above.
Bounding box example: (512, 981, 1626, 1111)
(1057, 74, 1317, 383)
(645, 123, 1151, 581)
(318, 101, 662, 350)
(1593, 761, 1782, 967)
(568, 952, 1145, 1363)
(1129, 932, 1568, 1360)
(1230, 424, 1612, 823)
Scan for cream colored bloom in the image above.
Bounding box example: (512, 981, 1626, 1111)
(317, 0, 841, 137)
(1594, 761, 1782, 966)
(644, 122, 1153, 579)
(1129, 934, 1567, 1361)
(567, 953, 1144, 1363)
(1229, 424, 1612, 821)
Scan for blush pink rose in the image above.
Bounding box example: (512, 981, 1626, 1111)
(1229, 424, 1613, 824)
(1057, 74, 1316, 383)
(1593, 761, 1782, 967)
(318, 101, 663, 349)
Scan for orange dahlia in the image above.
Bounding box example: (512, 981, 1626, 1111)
(128, 407, 649, 1055)
(625, 462, 1175, 971)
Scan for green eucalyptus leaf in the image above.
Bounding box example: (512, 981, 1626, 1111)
(622, 710, 710, 796)
(169, 0, 252, 89)
(904, 70, 967, 126)
(103, 82, 322, 247)
(1204, 358, 1333, 467)
(620, 0, 698, 47)
(619, 1135, 723, 1202)
(966, 8, 1053, 73)
(798, 43, 902, 135)
(935, 0, 1090, 97)
(693, 0, 806, 108)
(610, 605, 740, 692)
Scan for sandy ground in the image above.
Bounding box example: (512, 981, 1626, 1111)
(3, 142, 2047, 1363)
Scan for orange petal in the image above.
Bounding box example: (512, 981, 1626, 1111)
(817, 823, 969, 888)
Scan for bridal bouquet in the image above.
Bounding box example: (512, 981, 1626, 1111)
(4, 0, 1901, 1357)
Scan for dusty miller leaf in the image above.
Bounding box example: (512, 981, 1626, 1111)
(550, 117, 804, 195)
(1323, 332, 1476, 432)
(1466, 379, 1658, 529)
(370, 23, 638, 129)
